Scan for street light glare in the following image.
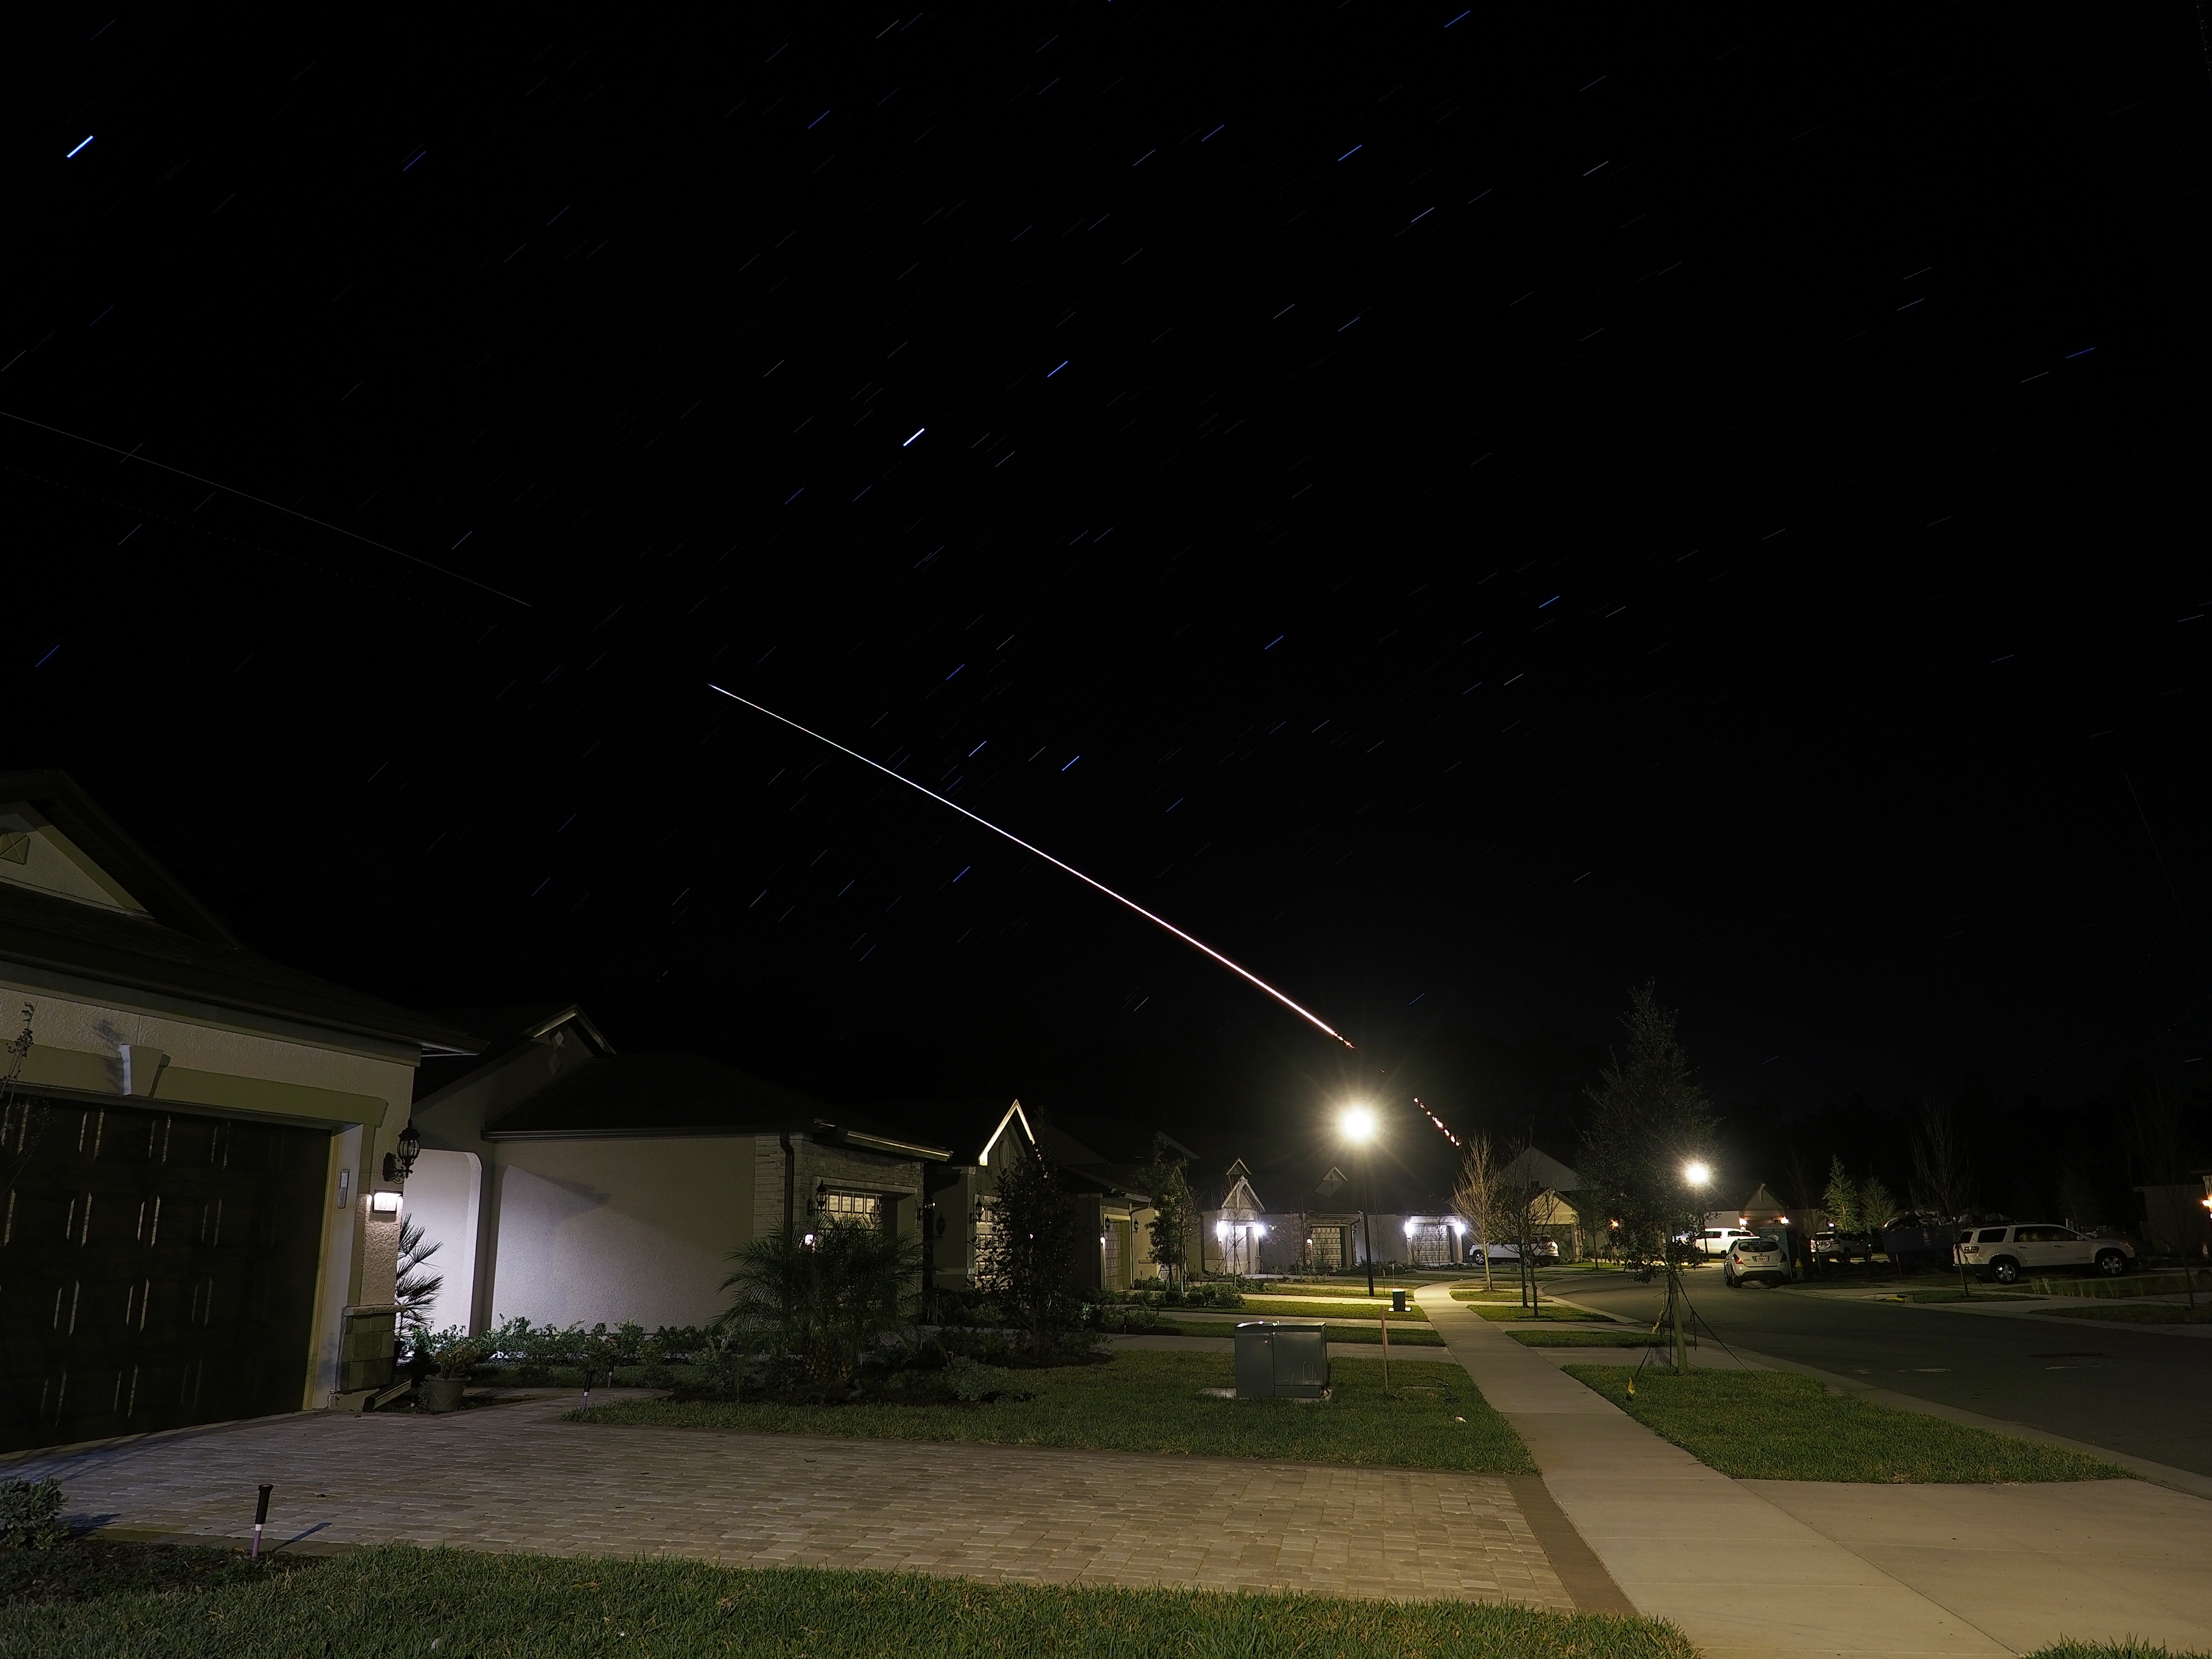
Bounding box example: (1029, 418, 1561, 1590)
(1340, 1104, 1377, 1143)
(1684, 1160, 1712, 1187)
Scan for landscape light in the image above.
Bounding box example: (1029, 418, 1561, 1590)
(1339, 1104, 1377, 1143)
(1683, 1160, 1711, 1188)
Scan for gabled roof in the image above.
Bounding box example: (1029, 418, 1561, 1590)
(0, 770, 482, 1056)
(413, 1003, 614, 1104)
(483, 1052, 949, 1158)
(1498, 1146, 1582, 1193)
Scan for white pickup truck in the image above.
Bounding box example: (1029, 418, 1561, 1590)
(1955, 1223, 2134, 1284)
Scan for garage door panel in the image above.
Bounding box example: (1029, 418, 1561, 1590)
(0, 1094, 330, 1451)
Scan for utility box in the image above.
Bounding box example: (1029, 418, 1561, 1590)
(1234, 1321, 1330, 1400)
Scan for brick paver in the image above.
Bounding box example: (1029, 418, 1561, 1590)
(11, 1391, 1574, 1609)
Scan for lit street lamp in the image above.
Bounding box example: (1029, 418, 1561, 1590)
(1340, 1104, 1379, 1297)
(1669, 1158, 1714, 1372)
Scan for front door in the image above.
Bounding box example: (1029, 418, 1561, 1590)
(0, 1093, 330, 1451)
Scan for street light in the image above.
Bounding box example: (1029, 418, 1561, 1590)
(1340, 1103, 1379, 1296)
(1668, 1158, 1714, 1373)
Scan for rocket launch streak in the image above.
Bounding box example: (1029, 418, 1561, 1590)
(709, 685, 1355, 1050)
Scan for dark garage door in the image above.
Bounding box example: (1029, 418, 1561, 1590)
(0, 1091, 330, 1452)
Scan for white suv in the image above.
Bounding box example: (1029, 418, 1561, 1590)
(1956, 1224, 2134, 1284)
(1686, 1225, 1758, 1260)
(1724, 1235, 1789, 1287)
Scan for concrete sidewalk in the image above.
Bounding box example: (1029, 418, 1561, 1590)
(1420, 1286, 2212, 1659)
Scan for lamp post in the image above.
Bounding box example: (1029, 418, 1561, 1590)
(1672, 1160, 1712, 1373)
(1340, 1104, 1378, 1297)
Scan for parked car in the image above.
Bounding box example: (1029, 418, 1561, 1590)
(1678, 1225, 1759, 1260)
(1475, 1240, 1560, 1262)
(1878, 1212, 1958, 1272)
(1724, 1235, 1789, 1288)
(1810, 1227, 1875, 1266)
(1955, 1223, 2135, 1284)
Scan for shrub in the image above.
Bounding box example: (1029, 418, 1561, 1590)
(722, 1217, 922, 1388)
(0, 1478, 66, 1550)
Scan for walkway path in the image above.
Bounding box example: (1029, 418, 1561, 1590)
(12, 1391, 1572, 1611)
(1421, 1286, 2212, 1659)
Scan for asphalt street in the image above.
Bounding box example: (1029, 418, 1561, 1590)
(1542, 1267, 2212, 1476)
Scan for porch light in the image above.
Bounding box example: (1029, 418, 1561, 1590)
(1402, 1217, 1417, 1236)
(382, 1118, 422, 1185)
(1215, 1220, 1229, 1240)
(370, 1190, 402, 1214)
(1254, 1223, 1268, 1237)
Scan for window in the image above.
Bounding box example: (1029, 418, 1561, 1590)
(818, 1192, 881, 1223)
(1976, 1228, 2008, 1244)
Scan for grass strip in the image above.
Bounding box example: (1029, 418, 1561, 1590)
(1472, 1304, 1609, 1322)
(2026, 1643, 2212, 1659)
(2038, 1301, 2212, 1324)
(1241, 1296, 1431, 1322)
(0, 1541, 1696, 1658)
(1251, 1280, 1431, 1298)
(1509, 1329, 1665, 1348)
(1563, 1367, 2132, 1483)
(577, 1350, 1534, 1472)
(1155, 1318, 1446, 1346)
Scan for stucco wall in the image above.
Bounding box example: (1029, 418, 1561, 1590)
(487, 1138, 758, 1330)
(402, 1149, 480, 1335)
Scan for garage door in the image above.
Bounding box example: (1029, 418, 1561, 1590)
(0, 1092, 330, 1451)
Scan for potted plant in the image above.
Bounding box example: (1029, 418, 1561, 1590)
(417, 1327, 489, 1412)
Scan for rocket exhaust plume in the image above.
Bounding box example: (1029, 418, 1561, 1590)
(710, 685, 1355, 1049)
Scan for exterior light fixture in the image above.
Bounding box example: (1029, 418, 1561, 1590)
(1254, 1222, 1268, 1237)
(1402, 1217, 1417, 1237)
(370, 1190, 402, 1215)
(1339, 1104, 1377, 1143)
(1683, 1160, 1711, 1188)
(1215, 1220, 1229, 1240)
(383, 1119, 422, 1185)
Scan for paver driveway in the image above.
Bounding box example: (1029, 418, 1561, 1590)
(10, 1391, 1575, 1610)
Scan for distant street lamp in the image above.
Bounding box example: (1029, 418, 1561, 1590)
(1340, 1104, 1379, 1297)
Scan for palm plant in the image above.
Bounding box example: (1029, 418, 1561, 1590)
(721, 1216, 921, 1386)
(395, 1215, 444, 1333)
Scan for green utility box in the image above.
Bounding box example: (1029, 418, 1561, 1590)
(1234, 1320, 1330, 1400)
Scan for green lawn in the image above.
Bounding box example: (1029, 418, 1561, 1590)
(0, 1542, 1695, 1659)
(2039, 1301, 2212, 1324)
(1241, 1296, 1431, 1322)
(1157, 1317, 1446, 1346)
(1472, 1303, 1609, 1322)
(2026, 1643, 2212, 1659)
(577, 1350, 1534, 1472)
(1564, 1367, 2131, 1483)
(1509, 1329, 1665, 1348)
(1254, 1279, 1430, 1298)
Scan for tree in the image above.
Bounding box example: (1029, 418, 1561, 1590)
(1822, 1155, 1860, 1232)
(395, 1215, 444, 1333)
(1140, 1135, 1196, 1289)
(976, 1131, 1087, 1361)
(1909, 1091, 1976, 1295)
(2122, 1069, 2202, 1315)
(721, 1215, 922, 1386)
(1451, 1134, 1501, 1292)
(1579, 986, 1718, 1369)
(1580, 986, 1719, 1270)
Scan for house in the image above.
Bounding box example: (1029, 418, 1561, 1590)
(0, 771, 480, 1450)
(788, 1096, 1170, 1300)
(1495, 1145, 1587, 1260)
(1196, 1154, 1465, 1273)
(405, 1007, 953, 1333)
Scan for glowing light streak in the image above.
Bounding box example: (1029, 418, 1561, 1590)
(67, 136, 94, 159)
(709, 685, 1354, 1048)
(0, 410, 530, 606)
(1412, 1096, 1461, 1148)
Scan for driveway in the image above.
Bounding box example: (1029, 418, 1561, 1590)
(9, 1391, 1574, 1610)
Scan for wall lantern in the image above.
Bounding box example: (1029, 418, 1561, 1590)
(370, 1190, 403, 1215)
(1214, 1220, 1229, 1240)
(1402, 1217, 1418, 1237)
(383, 1119, 422, 1185)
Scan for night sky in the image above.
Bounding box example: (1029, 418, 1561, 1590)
(9, 9, 2209, 1152)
